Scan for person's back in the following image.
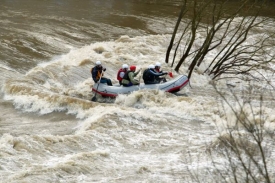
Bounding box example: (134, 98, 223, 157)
(143, 66, 155, 84)
(121, 65, 140, 87)
(143, 64, 167, 84)
(117, 64, 128, 85)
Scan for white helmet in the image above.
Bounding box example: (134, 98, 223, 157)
(122, 64, 129, 69)
(148, 64, 155, 69)
(96, 60, 101, 65)
(155, 62, 161, 67)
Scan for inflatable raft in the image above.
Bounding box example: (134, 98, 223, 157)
(92, 75, 189, 97)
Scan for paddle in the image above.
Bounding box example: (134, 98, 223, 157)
(138, 68, 143, 89)
(91, 71, 104, 102)
(168, 72, 173, 78)
(161, 71, 173, 83)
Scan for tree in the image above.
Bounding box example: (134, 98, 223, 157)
(205, 83, 275, 183)
(166, 0, 275, 81)
(183, 82, 275, 183)
(167, 2, 275, 181)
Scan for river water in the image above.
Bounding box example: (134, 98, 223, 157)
(1, 0, 275, 182)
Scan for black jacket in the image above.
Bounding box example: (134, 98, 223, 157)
(91, 66, 106, 82)
(143, 69, 166, 84)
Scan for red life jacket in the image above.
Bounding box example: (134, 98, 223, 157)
(117, 68, 126, 81)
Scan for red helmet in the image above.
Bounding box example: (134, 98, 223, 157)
(130, 65, 136, 71)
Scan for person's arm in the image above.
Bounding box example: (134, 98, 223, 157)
(134, 69, 141, 77)
(149, 69, 167, 76)
(119, 72, 125, 78)
(129, 72, 139, 84)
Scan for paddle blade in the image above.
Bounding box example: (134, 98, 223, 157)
(91, 95, 97, 102)
(168, 72, 173, 78)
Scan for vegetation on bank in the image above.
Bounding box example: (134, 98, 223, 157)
(166, 0, 275, 182)
(166, 0, 275, 81)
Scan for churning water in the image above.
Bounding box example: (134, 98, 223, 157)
(1, 0, 275, 182)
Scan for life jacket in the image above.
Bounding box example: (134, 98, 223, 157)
(123, 70, 133, 81)
(117, 68, 126, 81)
(91, 67, 103, 81)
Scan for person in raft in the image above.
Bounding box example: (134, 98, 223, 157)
(154, 62, 167, 83)
(117, 64, 129, 85)
(121, 65, 141, 87)
(143, 64, 167, 84)
(91, 60, 112, 86)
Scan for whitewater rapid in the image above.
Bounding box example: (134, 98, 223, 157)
(1, 1, 275, 181)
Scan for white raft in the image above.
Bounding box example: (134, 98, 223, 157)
(92, 75, 189, 97)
